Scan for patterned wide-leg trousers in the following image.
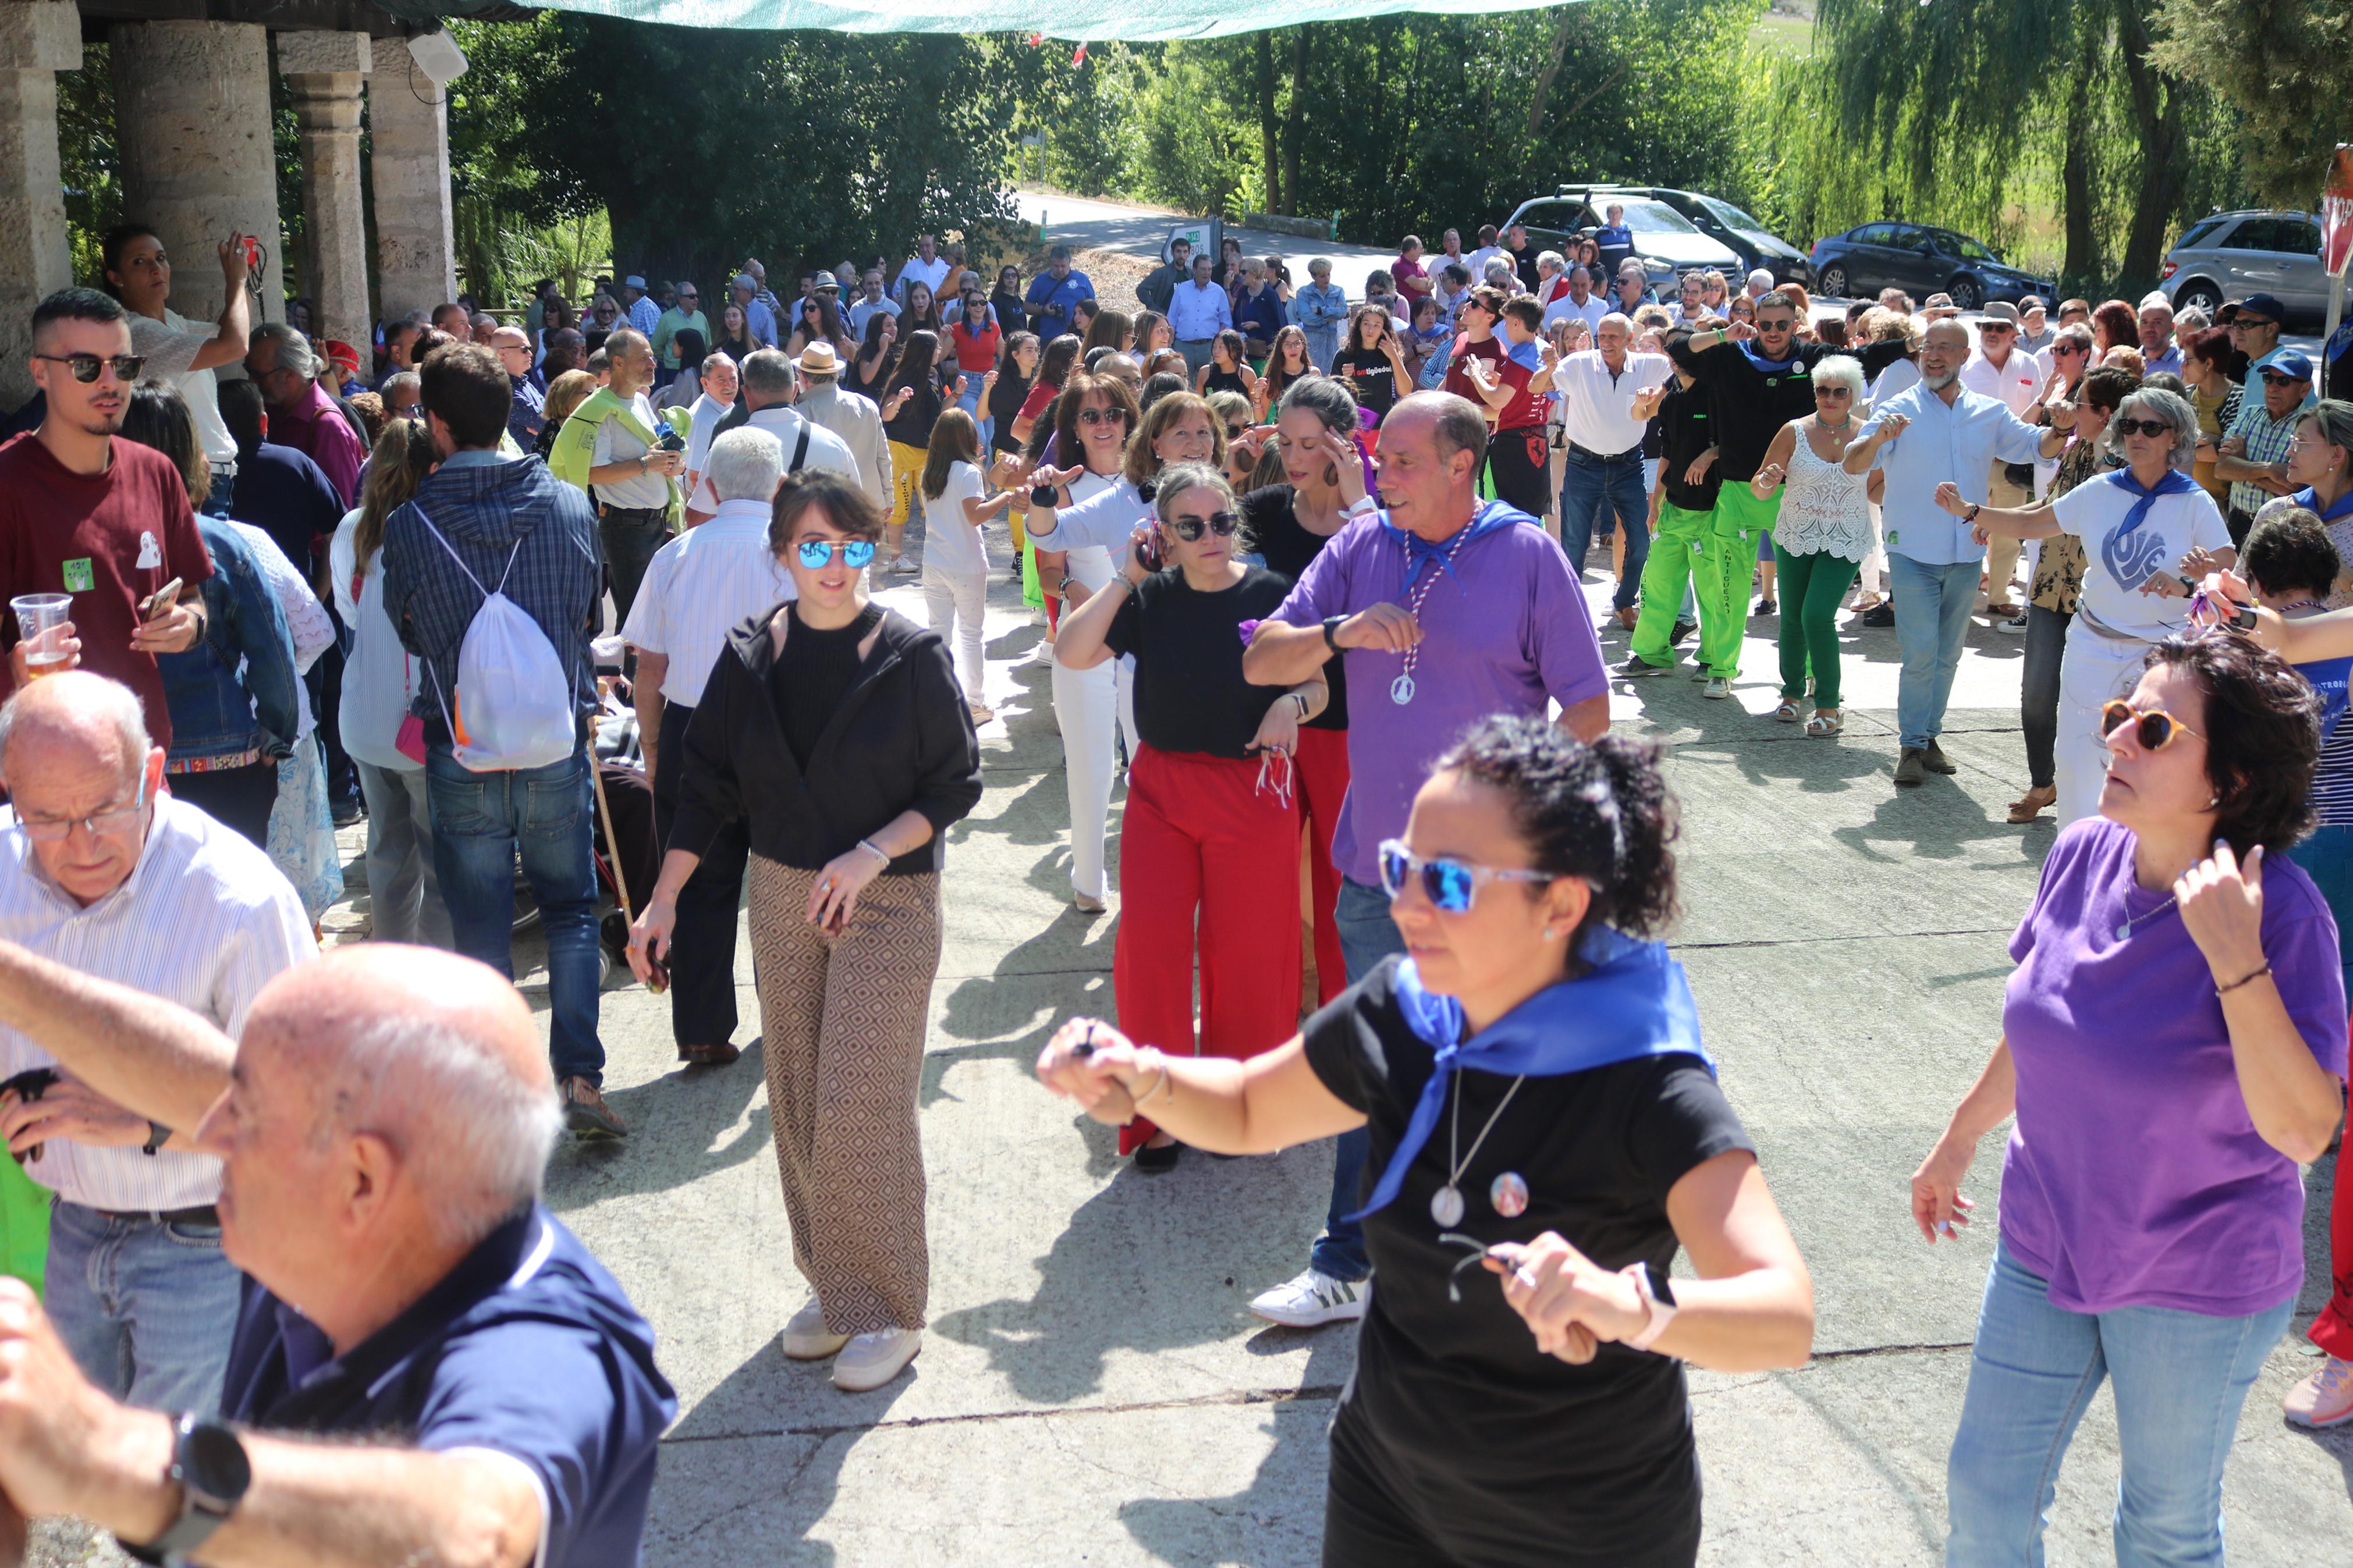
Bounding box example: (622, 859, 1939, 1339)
(749, 856, 942, 1335)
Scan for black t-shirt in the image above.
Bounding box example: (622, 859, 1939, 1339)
(1102, 565, 1293, 759)
(883, 363, 951, 448)
(1241, 484, 1347, 731)
(772, 602, 882, 771)
(1302, 958, 1754, 1558)
(1332, 347, 1400, 418)
(1202, 364, 1250, 399)
(1649, 381, 1722, 514)
(987, 369, 1032, 451)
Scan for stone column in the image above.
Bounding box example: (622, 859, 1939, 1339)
(277, 31, 371, 357)
(109, 20, 283, 328)
(369, 35, 455, 324)
(0, 1, 80, 411)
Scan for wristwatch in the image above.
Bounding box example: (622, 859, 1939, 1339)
(1620, 1260, 1680, 1354)
(142, 1120, 170, 1157)
(1321, 614, 1347, 654)
(122, 1413, 251, 1566)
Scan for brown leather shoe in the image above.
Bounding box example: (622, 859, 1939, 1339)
(562, 1076, 626, 1138)
(2007, 785, 2057, 824)
(1894, 748, 1927, 787)
(1923, 740, 1960, 775)
(677, 1042, 742, 1067)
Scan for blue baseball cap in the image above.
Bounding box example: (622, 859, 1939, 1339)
(2259, 350, 2315, 381)
(2220, 293, 2286, 325)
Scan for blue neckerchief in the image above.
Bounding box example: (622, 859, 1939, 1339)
(1348, 929, 1713, 1222)
(1505, 337, 1545, 373)
(1378, 501, 1520, 594)
(1739, 339, 1803, 375)
(2292, 484, 2353, 527)
(2104, 465, 2200, 539)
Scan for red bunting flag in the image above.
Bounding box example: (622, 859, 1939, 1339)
(1072, 43, 1087, 65)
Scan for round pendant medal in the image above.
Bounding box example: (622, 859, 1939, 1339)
(1429, 1184, 1465, 1228)
(1390, 673, 1416, 705)
(1489, 1171, 1529, 1218)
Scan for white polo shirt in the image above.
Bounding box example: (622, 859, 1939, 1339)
(0, 795, 314, 1213)
(684, 406, 858, 513)
(1551, 349, 1674, 456)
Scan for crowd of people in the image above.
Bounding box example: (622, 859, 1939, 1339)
(0, 196, 2346, 1568)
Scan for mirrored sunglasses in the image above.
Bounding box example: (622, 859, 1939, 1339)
(796, 538, 878, 570)
(1378, 838, 1552, 914)
(37, 353, 144, 383)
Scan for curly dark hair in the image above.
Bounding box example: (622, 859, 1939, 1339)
(1437, 716, 1680, 964)
(2241, 507, 2339, 600)
(2143, 636, 2320, 855)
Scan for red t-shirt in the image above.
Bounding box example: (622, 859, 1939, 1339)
(0, 433, 215, 750)
(1016, 376, 1062, 425)
(951, 319, 1002, 374)
(1393, 255, 1429, 296)
(1442, 331, 1507, 404)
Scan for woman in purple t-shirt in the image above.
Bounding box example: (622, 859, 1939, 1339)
(1912, 634, 2347, 1563)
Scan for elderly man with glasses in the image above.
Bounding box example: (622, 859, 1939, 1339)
(2215, 350, 2320, 544)
(0, 671, 313, 1420)
(650, 283, 709, 376)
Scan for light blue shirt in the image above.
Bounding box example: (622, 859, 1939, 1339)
(1168, 279, 1232, 342)
(1857, 381, 2045, 566)
(743, 297, 777, 347)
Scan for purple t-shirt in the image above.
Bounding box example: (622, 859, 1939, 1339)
(2002, 816, 2346, 1317)
(1270, 503, 1609, 887)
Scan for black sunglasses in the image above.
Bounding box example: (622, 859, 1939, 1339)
(2113, 417, 2174, 438)
(37, 353, 144, 383)
(2258, 370, 2307, 385)
(1162, 510, 1240, 541)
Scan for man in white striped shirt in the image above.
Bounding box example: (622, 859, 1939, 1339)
(0, 673, 312, 1415)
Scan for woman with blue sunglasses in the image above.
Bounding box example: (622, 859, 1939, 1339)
(1035, 715, 1812, 1566)
(631, 469, 981, 1395)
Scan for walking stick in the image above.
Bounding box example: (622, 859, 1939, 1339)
(585, 705, 635, 922)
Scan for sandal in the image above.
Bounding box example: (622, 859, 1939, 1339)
(1772, 699, 1802, 723)
(2007, 785, 2057, 824)
(1804, 709, 1843, 737)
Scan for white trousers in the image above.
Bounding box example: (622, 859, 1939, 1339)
(1052, 652, 1138, 899)
(924, 564, 989, 703)
(2056, 624, 2150, 827)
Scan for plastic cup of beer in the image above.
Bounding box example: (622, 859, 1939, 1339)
(11, 594, 72, 678)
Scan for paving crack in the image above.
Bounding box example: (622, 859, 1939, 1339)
(663, 1382, 1346, 1447)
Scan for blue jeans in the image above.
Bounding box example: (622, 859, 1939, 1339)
(46, 1199, 242, 1416)
(1945, 1245, 2288, 1568)
(1888, 553, 1982, 750)
(1559, 447, 1652, 611)
(2283, 822, 2353, 990)
(1309, 876, 1409, 1282)
(953, 374, 992, 449)
(426, 741, 605, 1084)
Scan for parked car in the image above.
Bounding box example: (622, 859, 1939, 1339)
(1504, 186, 1742, 293)
(1642, 189, 1814, 287)
(1807, 223, 2054, 308)
(2160, 210, 2329, 328)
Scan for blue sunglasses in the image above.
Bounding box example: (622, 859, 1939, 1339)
(1378, 838, 1553, 914)
(796, 538, 878, 570)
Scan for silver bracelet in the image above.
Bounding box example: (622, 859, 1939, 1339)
(856, 838, 892, 866)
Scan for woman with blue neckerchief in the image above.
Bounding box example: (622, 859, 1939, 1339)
(1939, 386, 2235, 827)
(1034, 715, 1813, 1568)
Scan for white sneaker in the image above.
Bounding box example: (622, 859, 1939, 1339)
(832, 1328, 922, 1391)
(1997, 611, 2028, 634)
(779, 1296, 849, 1361)
(1248, 1268, 1371, 1328)
(1702, 676, 1732, 699)
(889, 554, 920, 574)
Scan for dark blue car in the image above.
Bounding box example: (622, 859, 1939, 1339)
(1808, 223, 2054, 308)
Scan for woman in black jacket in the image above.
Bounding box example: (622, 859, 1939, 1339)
(629, 469, 981, 1396)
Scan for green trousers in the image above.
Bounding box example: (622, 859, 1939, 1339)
(1692, 485, 1781, 680)
(1629, 500, 1715, 668)
(1773, 545, 1861, 708)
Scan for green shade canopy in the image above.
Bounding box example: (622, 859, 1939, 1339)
(510, 0, 1568, 41)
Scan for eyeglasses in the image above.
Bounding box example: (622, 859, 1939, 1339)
(1161, 510, 1240, 542)
(795, 538, 878, 570)
(19, 776, 147, 843)
(2230, 317, 2276, 330)
(2101, 700, 2203, 751)
(2113, 417, 2174, 439)
(1077, 407, 1128, 428)
(1378, 838, 1553, 914)
(35, 353, 144, 384)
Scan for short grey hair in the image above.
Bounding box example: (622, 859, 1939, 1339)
(704, 426, 785, 503)
(250, 322, 316, 378)
(1537, 250, 1565, 273)
(2053, 322, 2095, 356)
(316, 1014, 562, 1250)
(1811, 354, 1866, 399)
(701, 351, 737, 378)
(1153, 461, 1237, 524)
(740, 348, 797, 400)
(2106, 387, 2200, 472)
(0, 671, 149, 779)
(2296, 399, 2353, 460)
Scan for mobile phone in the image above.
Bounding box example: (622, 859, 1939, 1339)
(1, 1066, 59, 1165)
(1137, 530, 1164, 573)
(138, 577, 184, 621)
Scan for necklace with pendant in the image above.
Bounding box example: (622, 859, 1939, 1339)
(1430, 1071, 1527, 1228)
(1392, 524, 1477, 705)
(2114, 893, 2178, 944)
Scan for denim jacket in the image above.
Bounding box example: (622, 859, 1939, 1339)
(157, 515, 301, 766)
(1291, 283, 1348, 369)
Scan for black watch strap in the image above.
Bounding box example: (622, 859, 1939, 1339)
(1322, 614, 1347, 654)
(142, 1121, 170, 1156)
(124, 1413, 250, 1565)
(1644, 1258, 1678, 1309)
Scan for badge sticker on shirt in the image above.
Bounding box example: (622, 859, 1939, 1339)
(135, 531, 162, 570)
(61, 558, 93, 593)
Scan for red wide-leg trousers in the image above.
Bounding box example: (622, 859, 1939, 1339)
(1113, 743, 1303, 1154)
(2312, 1087, 2353, 1357)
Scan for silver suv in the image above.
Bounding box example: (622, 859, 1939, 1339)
(2160, 210, 2328, 326)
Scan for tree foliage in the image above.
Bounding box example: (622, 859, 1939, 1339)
(2150, 0, 2353, 208)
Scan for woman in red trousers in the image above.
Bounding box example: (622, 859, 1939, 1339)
(1238, 375, 1376, 1008)
(1054, 461, 1329, 1171)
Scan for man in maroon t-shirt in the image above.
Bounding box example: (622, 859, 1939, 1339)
(1454, 292, 1555, 520)
(1, 289, 212, 749)
(1392, 235, 1433, 301)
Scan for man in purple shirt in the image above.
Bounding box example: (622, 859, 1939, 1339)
(243, 324, 366, 508)
(1239, 390, 1610, 1328)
